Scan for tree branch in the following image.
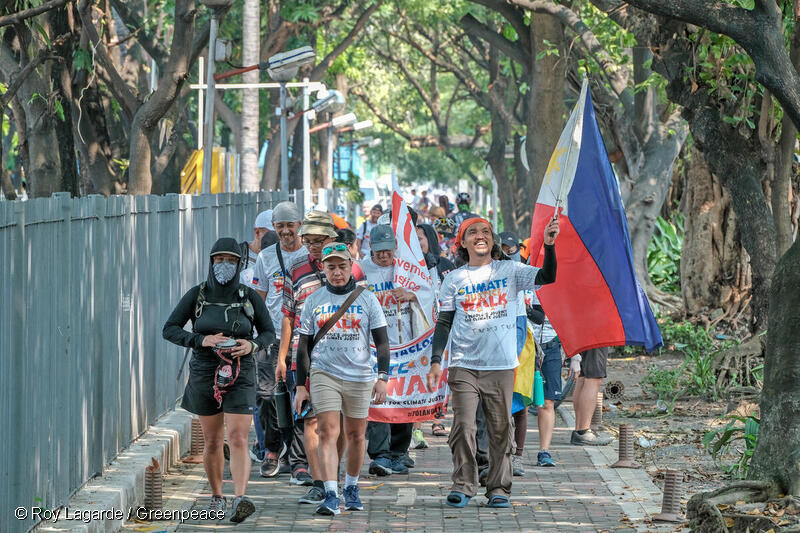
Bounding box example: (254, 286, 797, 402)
(309, 1, 381, 81)
(0, 0, 69, 28)
(77, 0, 140, 121)
(459, 14, 530, 70)
(0, 35, 69, 108)
(110, 0, 169, 67)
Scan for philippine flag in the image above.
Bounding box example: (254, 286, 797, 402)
(528, 79, 662, 356)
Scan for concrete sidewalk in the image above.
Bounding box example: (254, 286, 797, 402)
(119, 407, 674, 533)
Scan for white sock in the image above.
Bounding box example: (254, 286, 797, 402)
(345, 474, 359, 488)
(324, 480, 338, 495)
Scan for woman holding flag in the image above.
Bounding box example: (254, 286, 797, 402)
(426, 217, 559, 509)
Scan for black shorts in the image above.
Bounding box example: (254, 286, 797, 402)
(181, 354, 257, 416)
(579, 347, 608, 379)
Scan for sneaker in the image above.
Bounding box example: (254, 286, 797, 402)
(290, 468, 314, 486)
(229, 495, 255, 523)
(343, 485, 363, 511)
(389, 458, 409, 474)
(315, 490, 341, 515)
(537, 450, 556, 467)
(411, 429, 429, 449)
(207, 495, 227, 517)
(399, 453, 415, 468)
(570, 429, 614, 446)
(298, 485, 326, 504)
(478, 467, 488, 487)
(249, 443, 266, 463)
(368, 457, 393, 476)
(260, 452, 280, 478)
(512, 454, 525, 476)
(278, 456, 291, 474)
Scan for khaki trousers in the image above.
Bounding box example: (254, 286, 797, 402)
(447, 366, 514, 498)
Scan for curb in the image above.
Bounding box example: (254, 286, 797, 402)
(34, 408, 194, 533)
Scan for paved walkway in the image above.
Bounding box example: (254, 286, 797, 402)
(123, 410, 668, 533)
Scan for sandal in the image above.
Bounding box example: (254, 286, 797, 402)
(445, 491, 471, 508)
(432, 422, 448, 437)
(487, 495, 510, 508)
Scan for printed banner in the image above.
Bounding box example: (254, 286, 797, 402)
(390, 187, 435, 324)
(368, 328, 450, 423)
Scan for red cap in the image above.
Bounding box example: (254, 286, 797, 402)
(455, 217, 492, 249)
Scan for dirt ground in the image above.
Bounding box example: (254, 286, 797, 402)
(601, 352, 753, 497)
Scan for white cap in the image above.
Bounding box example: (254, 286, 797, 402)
(254, 210, 273, 230)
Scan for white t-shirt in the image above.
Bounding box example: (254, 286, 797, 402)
(298, 286, 388, 382)
(361, 257, 413, 345)
(523, 289, 558, 344)
(439, 260, 541, 370)
(250, 243, 308, 341)
(252, 244, 308, 340)
(356, 219, 378, 257)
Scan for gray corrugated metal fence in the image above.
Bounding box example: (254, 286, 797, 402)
(0, 191, 301, 532)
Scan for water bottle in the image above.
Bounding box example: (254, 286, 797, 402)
(216, 364, 234, 387)
(274, 380, 293, 429)
(534, 370, 545, 407)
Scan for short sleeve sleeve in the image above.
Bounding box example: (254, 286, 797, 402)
(252, 252, 266, 287)
(438, 273, 456, 312)
(514, 261, 541, 292)
(297, 295, 315, 336)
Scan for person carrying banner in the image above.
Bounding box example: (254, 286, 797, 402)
(275, 210, 365, 505)
(426, 217, 559, 508)
(294, 244, 390, 515)
(361, 224, 419, 475)
(251, 201, 307, 477)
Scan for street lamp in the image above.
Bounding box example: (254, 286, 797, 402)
(267, 46, 316, 201)
(198, 0, 234, 194)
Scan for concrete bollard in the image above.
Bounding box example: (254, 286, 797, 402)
(611, 424, 641, 468)
(591, 391, 604, 430)
(653, 470, 683, 522)
(144, 458, 163, 511)
(184, 417, 205, 463)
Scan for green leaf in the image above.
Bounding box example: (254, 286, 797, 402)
(53, 100, 65, 122)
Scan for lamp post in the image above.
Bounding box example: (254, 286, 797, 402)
(266, 46, 315, 201)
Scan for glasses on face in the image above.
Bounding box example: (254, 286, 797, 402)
(322, 243, 348, 256)
(302, 237, 328, 248)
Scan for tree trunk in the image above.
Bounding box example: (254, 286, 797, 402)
(749, 237, 800, 496)
(680, 147, 752, 326)
(240, 0, 260, 191)
(527, 13, 565, 203)
(0, 113, 16, 199)
(24, 95, 63, 197)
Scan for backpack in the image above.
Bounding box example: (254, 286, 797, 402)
(194, 282, 255, 324)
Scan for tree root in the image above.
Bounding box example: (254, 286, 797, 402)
(688, 480, 783, 532)
(712, 334, 766, 392)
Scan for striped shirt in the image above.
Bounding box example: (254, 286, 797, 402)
(282, 253, 365, 359)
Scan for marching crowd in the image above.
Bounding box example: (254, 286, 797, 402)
(162, 191, 614, 524)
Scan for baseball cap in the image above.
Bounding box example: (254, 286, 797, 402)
(254, 209, 273, 230)
(370, 224, 396, 252)
(300, 210, 338, 237)
(272, 202, 302, 224)
(321, 242, 352, 262)
(499, 231, 519, 248)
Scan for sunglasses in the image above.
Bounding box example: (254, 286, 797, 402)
(302, 237, 328, 247)
(322, 243, 348, 256)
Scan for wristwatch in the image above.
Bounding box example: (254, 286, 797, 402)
(378, 372, 389, 382)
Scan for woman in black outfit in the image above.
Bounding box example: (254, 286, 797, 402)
(163, 238, 274, 523)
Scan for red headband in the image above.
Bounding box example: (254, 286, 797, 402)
(455, 217, 492, 249)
